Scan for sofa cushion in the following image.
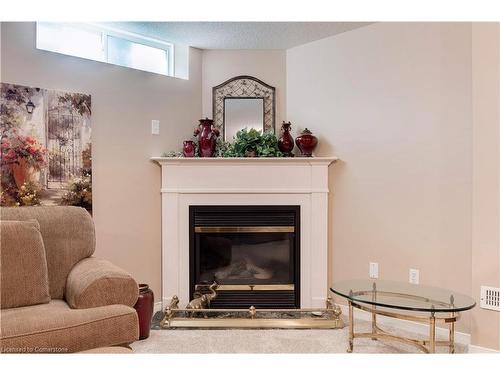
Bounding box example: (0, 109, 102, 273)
(0, 207, 95, 299)
(0, 299, 139, 353)
(66, 258, 139, 309)
(0, 220, 50, 309)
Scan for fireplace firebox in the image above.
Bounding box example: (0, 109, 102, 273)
(190, 206, 300, 308)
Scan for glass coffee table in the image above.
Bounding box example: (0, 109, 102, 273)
(330, 280, 476, 353)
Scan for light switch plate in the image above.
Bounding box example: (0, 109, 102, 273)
(369, 262, 379, 279)
(151, 120, 160, 135)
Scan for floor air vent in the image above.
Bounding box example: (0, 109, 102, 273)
(480, 286, 500, 311)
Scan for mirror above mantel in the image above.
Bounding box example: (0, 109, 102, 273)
(212, 75, 276, 141)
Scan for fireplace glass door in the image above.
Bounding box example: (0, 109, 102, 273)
(190, 206, 300, 308)
(197, 231, 294, 286)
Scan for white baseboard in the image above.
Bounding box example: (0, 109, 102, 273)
(467, 345, 500, 353)
(337, 303, 471, 346)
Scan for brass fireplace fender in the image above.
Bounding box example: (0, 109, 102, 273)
(160, 295, 345, 329)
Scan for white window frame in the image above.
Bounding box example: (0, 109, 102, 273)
(36, 22, 174, 77)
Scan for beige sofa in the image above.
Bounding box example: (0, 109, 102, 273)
(0, 206, 139, 353)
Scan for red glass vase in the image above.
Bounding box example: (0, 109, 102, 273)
(278, 121, 295, 157)
(196, 118, 219, 157)
(295, 128, 318, 157)
(182, 140, 195, 157)
(133, 284, 154, 340)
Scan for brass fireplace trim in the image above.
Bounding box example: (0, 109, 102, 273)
(194, 226, 295, 233)
(195, 284, 295, 291)
(164, 318, 343, 329)
(160, 295, 345, 329)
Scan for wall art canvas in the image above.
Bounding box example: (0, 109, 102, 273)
(1, 82, 92, 210)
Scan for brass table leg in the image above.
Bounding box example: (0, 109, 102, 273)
(347, 301, 354, 353)
(371, 282, 377, 340)
(429, 312, 436, 353)
(344, 300, 460, 354)
(449, 312, 455, 354)
(371, 306, 377, 340)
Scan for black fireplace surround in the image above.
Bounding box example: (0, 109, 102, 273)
(189, 205, 300, 308)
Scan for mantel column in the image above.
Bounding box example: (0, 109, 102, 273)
(309, 163, 331, 307)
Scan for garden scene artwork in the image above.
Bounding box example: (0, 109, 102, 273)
(0, 83, 92, 210)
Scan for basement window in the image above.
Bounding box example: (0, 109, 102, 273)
(36, 23, 174, 77)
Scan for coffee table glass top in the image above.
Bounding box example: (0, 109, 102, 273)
(330, 280, 475, 313)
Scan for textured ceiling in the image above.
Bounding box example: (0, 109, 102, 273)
(104, 22, 371, 49)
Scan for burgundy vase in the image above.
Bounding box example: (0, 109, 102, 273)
(134, 284, 154, 340)
(196, 118, 219, 157)
(295, 128, 318, 157)
(278, 121, 295, 157)
(182, 140, 195, 157)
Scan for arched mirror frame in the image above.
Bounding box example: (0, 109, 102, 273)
(212, 75, 276, 140)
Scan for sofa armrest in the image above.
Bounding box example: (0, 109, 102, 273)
(65, 257, 139, 309)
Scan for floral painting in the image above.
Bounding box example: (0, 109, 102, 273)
(0, 83, 92, 210)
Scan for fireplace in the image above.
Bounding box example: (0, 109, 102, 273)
(153, 157, 336, 309)
(190, 205, 300, 308)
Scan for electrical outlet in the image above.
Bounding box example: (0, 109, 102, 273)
(409, 268, 419, 284)
(151, 120, 160, 135)
(369, 262, 379, 279)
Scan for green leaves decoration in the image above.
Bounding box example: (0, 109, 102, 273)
(221, 128, 283, 157)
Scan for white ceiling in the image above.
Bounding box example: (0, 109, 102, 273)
(104, 22, 371, 50)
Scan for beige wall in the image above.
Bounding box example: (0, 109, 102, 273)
(287, 22, 500, 350)
(201, 49, 286, 126)
(287, 22, 475, 333)
(471, 23, 500, 350)
(0, 22, 203, 300)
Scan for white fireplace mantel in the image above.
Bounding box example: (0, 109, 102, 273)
(152, 156, 338, 308)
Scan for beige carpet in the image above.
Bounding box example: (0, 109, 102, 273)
(131, 318, 466, 354)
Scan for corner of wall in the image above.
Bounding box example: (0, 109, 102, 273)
(173, 43, 190, 80)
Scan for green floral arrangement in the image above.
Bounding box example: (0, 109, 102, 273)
(220, 128, 283, 157)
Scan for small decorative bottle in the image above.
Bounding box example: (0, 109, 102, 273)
(278, 121, 295, 157)
(182, 140, 195, 157)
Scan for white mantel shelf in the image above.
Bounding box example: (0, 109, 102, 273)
(151, 156, 338, 165)
(153, 155, 338, 309)
(151, 156, 338, 194)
